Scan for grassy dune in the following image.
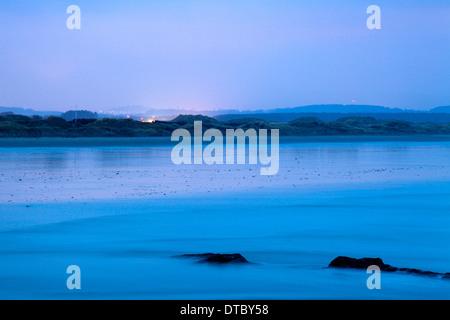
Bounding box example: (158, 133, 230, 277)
(1, 114, 450, 137)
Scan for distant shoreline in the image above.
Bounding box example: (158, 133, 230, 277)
(1, 113, 450, 140)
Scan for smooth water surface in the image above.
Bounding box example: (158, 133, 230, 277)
(0, 137, 449, 299)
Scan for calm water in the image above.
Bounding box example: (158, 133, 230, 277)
(0, 137, 449, 299)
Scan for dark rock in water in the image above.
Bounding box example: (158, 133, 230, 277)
(178, 253, 249, 264)
(329, 256, 448, 279)
(329, 256, 397, 271)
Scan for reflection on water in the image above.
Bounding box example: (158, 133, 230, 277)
(43, 152, 69, 170)
(0, 147, 173, 170)
(1, 140, 449, 172)
(93, 148, 171, 168)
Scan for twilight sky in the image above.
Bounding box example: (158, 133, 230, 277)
(0, 0, 449, 112)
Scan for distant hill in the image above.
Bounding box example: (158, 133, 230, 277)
(270, 104, 409, 114)
(0, 106, 61, 117)
(171, 114, 218, 124)
(215, 112, 450, 123)
(61, 110, 98, 121)
(430, 106, 450, 113)
(2, 103, 450, 125)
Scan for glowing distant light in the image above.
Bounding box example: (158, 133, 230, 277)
(152, 115, 155, 119)
(140, 117, 144, 121)
(126, 115, 130, 119)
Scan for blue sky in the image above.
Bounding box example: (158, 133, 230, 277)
(0, 0, 449, 111)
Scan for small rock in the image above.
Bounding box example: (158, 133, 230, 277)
(178, 253, 249, 264)
(329, 256, 397, 271)
(329, 256, 447, 279)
